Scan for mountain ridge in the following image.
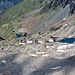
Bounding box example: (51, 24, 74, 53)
(41, 0, 75, 15)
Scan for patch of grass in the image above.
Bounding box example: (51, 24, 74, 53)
(0, 22, 19, 40)
(33, 11, 41, 17)
(0, 23, 14, 38)
(17, 19, 22, 22)
(17, 24, 22, 28)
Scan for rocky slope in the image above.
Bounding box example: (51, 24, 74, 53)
(41, 0, 75, 15)
(0, 15, 75, 75)
(0, 0, 75, 75)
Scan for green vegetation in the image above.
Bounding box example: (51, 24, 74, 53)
(0, 23, 14, 39)
(17, 18, 22, 22)
(0, 0, 45, 25)
(0, 22, 22, 39)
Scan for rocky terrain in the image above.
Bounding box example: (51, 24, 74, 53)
(41, 0, 75, 15)
(0, 0, 75, 75)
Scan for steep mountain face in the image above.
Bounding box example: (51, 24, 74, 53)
(41, 0, 75, 14)
(0, 0, 23, 13)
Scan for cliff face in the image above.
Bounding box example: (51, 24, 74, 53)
(0, 0, 23, 13)
(41, 0, 75, 14)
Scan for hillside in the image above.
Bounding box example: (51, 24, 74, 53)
(0, 0, 75, 25)
(0, 0, 75, 75)
(41, 0, 75, 14)
(0, 0, 23, 13)
(0, 0, 75, 48)
(0, 0, 45, 25)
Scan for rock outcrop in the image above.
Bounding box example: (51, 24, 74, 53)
(41, 0, 75, 14)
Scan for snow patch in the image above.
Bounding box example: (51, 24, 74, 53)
(51, 66, 61, 70)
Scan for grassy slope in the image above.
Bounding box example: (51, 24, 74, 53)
(0, 0, 46, 44)
(0, 0, 45, 25)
